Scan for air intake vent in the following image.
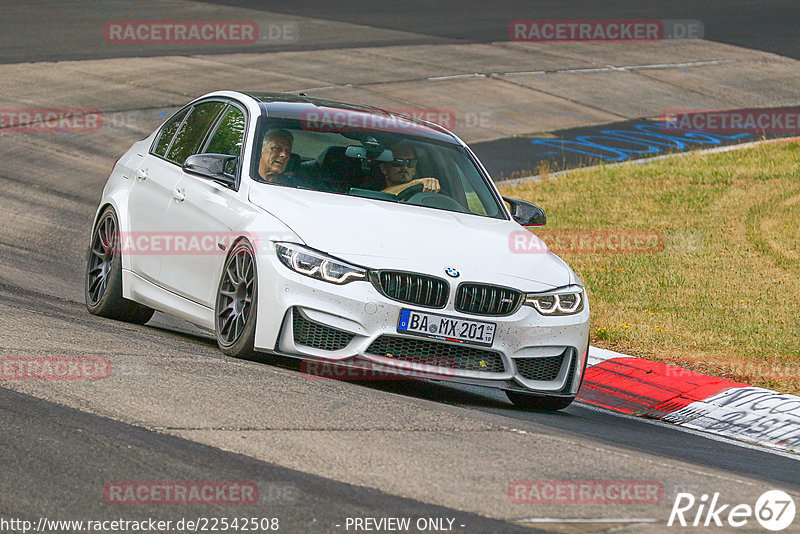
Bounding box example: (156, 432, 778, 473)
(366, 335, 505, 373)
(515, 354, 565, 381)
(373, 271, 449, 308)
(455, 283, 522, 316)
(292, 308, 355, 351)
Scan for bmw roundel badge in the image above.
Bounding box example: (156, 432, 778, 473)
(444, 267, 460, 278)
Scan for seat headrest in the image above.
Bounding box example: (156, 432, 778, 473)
(284, 152, 301, 173)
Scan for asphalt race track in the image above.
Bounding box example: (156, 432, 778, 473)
(1, 2, 799, 533)
(0, 387, 537, 533)
(3, 0, 799, 61)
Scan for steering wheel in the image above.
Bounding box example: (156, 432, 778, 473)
(395, 183, 424, 202)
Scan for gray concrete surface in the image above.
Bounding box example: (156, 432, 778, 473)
(1, 386, 539, 534)
(5, 0, 800, 62)
(0, 0, 448, 63)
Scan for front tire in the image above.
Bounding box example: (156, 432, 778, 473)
(85, 207, 154, 324)
(215, 239, 258, 358)
(505, 391, 575, 411)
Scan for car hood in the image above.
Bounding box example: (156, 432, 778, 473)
(249, 185, 573, 291)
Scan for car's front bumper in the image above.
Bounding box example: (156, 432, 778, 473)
(254, 253, 590, 396)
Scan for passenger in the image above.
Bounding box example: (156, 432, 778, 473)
(258, 128, 301, 186)
(380, 142, 440, 195)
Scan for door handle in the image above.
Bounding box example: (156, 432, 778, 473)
(172, 187, 186, 202)
(135, 168, 148, 182)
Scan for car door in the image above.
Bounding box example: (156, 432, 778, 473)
(125, 107, 188, 282)
(159, 103, 247, 307)
(125, 100, 226, 284)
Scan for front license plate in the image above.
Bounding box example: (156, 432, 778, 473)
(397, 309, 495, 347)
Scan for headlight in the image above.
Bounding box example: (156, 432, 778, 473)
(275, 243, 367, 284)
(524, 285, 585, 315)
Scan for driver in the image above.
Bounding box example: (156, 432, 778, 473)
(380, 142, 440, 195)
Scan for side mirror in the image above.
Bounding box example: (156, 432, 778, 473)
(183, 153, 237, 187)
(503, 197, 546, 226)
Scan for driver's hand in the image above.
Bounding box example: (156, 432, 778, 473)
(414, 177, 440, 193)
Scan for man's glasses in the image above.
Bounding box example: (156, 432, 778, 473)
(390, 158, 417, 168)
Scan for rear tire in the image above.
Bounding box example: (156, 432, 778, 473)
(215, 239, 258, 358)
(85, 207, 155, 325)
(505, 391, 575, 411)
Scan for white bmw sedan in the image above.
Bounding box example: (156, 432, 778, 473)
(86, 91, 589, 410)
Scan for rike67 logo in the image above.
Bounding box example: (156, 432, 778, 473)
(669, 490, 796, 531)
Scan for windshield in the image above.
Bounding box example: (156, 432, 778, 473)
(250, 116, 505, 219)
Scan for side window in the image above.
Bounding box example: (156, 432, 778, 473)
(204, 106, 246, 175)
(166, 101, 226, 165)
(152, 108, 189, 157)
